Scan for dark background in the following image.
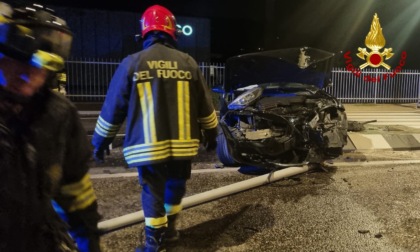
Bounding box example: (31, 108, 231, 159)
(8, 0, 420, 68)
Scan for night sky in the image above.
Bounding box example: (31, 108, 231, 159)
(9, 0, 420, 68)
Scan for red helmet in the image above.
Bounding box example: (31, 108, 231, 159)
(140, 5, 178, 40)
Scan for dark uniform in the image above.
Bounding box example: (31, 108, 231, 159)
(0, 2, 101, 251)
(0, 89, 101, 252)
(91, 5, 218, 251)
(92, 42, 217, 167)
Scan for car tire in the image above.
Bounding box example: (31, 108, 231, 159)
(216, 133, 239, 167)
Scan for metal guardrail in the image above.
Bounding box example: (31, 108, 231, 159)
(65, 58, 420, 104)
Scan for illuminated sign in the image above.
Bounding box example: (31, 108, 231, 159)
(177, 24, 193, 36)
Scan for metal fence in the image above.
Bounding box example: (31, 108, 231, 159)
(66, 58, 119, 102)
(66, 59, 226, 102)
(327, 68, 420, 104)
(65, 58, 420, 104)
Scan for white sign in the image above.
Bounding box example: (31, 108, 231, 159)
(177, 24, 193, 36)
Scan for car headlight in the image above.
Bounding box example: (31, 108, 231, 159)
(228, 87, 263, 110)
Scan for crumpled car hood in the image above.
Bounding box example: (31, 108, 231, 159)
(224, 47, 337, 91)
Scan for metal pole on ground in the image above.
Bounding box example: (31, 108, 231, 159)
(98, 165, 310, 234)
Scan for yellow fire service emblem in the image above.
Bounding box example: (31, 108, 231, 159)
(357, 13, 394, 70)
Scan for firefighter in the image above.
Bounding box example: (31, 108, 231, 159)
(91, 4, 218, 251)
(0, 2, 101, 251)
(50, 68, 68, 95)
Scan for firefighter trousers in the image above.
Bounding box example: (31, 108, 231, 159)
(137, 160, 191, 228)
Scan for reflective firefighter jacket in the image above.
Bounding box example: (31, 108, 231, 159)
(92, 42, 218, 167)
(0, 89, 101, 251)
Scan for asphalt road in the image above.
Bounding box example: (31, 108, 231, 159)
(92, 150, 420, 252)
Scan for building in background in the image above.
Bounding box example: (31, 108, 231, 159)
(53, 7, 211, 61)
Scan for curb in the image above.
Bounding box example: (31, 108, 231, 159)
(345, 132, 420, 152)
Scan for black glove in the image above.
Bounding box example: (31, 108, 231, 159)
(202, 128, 218, 152)
(93, 145, 110, 164)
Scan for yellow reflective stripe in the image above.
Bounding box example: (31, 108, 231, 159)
(137, 82, 149, 142)
(57, 73, 67, 82)
(60, 174, 91, 195)
(16, 24, 31, 35)
(67, 188, 97, 212)
(145, 82, 157, 142)
(164, 203, 183, 215)
(59, 174, 97, 212)
(123, 139, 200, 163)
(127, 148, 198, 163)
(199, 110, 217, 123)
(0, 15, 9, 23)
(170, 141, 199, 147)
(145, 216, 168, 228)
(138, 82, 157, 143)
(177, 81, 191, 140)
(124, 139, 200, 153)
(198, 110, 218, 129)
(177, 81, 185, 139)
(184, 82, 191, 139)
(124, 151, 199, 165)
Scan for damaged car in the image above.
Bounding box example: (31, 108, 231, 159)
(212, 47, 348, 171)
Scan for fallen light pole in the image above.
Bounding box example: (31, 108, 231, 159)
(98, 165, 311, 234)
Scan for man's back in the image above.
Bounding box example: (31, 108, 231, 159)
(92, 40, 217, 167)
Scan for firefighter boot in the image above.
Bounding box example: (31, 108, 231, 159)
(166, 214, 180, 243)
(135, 226, 166, 252)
